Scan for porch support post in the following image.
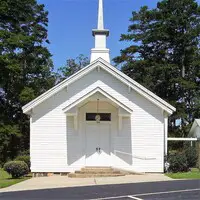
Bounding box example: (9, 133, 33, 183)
(164, 112, 168, 156)
(118, 116, 122, 130)
(197, 139, 200, 170)
(74, 115, 78, 130)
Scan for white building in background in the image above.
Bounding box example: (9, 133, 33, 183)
(23, 0, 176, 173)
(189, 119, 200, 139)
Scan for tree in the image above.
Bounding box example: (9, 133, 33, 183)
(0, 0, 55, 164)
(114, 0, 200, 137)
(57, 54, 89, 82)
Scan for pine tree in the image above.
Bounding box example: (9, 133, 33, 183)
(57, 54, 89, 82)
(114, 0, 200, 137)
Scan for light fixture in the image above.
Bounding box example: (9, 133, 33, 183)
(95, 99, 101, 123)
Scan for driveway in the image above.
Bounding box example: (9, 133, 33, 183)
(0, 174, 171, 193)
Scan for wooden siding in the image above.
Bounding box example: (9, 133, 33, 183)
(31, 67, 165, 173)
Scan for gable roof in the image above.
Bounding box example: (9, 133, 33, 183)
(189, 119, 200, 137)
(196, 119, 200, 126)
(62, 86, 132, 114)
(22, 58, 176, 115)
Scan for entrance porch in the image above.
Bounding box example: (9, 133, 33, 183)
(64, 91, 133, 172)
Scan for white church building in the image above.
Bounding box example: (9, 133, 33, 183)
(23, 0, 176, 173)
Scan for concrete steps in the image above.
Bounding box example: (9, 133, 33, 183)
(68, 167, 127, 178)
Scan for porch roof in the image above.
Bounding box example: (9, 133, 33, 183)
(62, 87, 133, 114)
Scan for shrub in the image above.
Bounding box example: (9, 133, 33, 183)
(15, 155, 30, 170)
(184, 146, 198, 168)
(0, 161, 3, 168)
(3, 161, 29, 178)
(18, 150, 30, 156)
(168, 152, 189, 173)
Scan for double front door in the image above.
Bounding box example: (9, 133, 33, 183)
(85, 123, 111, 166)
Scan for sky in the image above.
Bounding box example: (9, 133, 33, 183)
(37, 0, 199, 70)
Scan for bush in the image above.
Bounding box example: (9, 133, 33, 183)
(3, 161, 29, 178)
(0, 161, 3, 168)
(15, 155, 30, 170)
(168, 152, 189, 173)
(18, 150, 30, 156)
(184, 146, 198, 168)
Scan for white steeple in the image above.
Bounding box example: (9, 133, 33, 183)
(98, 0, 104, 29)
(90, 0, 110, 63)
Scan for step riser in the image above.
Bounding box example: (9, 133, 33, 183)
(75, 171, 121, 174)
(80, 170, 116, 173)
(68, 174, 125, 178)
(69, 167, 127, 178)
(84, 167, 112, 169)
(82, 168, 113, 171)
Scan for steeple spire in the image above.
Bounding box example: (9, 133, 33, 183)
(98, 0, 104, 30)
(90, 0, 110, 63)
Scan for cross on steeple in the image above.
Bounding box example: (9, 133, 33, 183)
(90, 0, 110, 63)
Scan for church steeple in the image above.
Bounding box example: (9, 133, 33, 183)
(90, 0, 110, 63)
(97, 0, 104, 29)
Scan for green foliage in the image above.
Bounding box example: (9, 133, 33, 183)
(168, 142, 198, 172)
(18, 150, 30, 156)
(19, 87, 35, 104)
(3, 161, 29, 178)
(0, 0, 55, 164)
(0, 124, 21, 166)
(168, 152, 189, 173)
(114, 0, 200, 137)
(57, 54, 89, 82)
(166, 168, 200, 179)
(15, 155, 30, 170)
(184, 145, 198, 168)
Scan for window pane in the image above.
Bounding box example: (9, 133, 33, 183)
(86, 113, 111, 121)
(100, 113, 111, 121)
(86, 113, 96, 121)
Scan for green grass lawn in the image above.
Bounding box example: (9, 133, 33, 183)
(0, 168, 31, 189)
(166, 168, 200, 179)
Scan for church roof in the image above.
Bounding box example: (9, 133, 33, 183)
(23, 58, 176, 115)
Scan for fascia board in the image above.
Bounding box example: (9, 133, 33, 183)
(97, 61, 174, 114)
(98, 58, 176, 112)
(22, 60, 100, 114)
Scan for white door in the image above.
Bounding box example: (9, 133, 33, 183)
(85, 123, 110, 166)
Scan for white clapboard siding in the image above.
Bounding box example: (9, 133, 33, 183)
(31, 67, 165, 173)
